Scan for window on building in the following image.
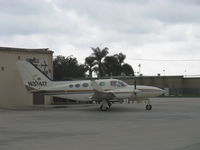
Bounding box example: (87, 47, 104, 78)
(18, 56, 21, 60)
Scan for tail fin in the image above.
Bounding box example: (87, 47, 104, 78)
(16, 61, 52, 91)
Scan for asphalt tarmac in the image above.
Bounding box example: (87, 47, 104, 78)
(0, 98, 200, 150)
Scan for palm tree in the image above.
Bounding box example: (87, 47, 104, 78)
(91, 47, 109, 78)
(85, 56, 96, 78)
(115, 53, 126, 66)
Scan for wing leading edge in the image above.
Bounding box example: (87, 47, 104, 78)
(90, 80, 115, 100)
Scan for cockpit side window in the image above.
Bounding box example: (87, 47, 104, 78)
(110, 81, 117, 86)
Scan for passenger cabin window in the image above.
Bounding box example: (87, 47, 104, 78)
(99, 82, 105, 86)
(82, 83, 89, 87)
(110, 81, 117, 86)
(69, 84, 73, 88)
(75, 84, 80, 88)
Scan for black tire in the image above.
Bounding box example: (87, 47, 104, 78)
(146, 104, 152, 110)
(108, 102, 112, 108)
(145, 105, 149, 110)
(149, 104, 152, 110)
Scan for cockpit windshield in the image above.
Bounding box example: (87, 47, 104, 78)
(110, 81, 117, 86)
(110, 80, 127, 87)
(117, 80, 127, 87)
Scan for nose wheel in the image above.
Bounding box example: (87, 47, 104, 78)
(145, 99, 152, 110)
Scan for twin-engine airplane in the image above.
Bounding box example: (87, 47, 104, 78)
(16, 61, 164, 111)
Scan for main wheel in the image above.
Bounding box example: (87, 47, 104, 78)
(100, 105, 108, 111)
(146, 104, 152, 110)
(149, 104, 152, 110)
(108, 101, 112, 108)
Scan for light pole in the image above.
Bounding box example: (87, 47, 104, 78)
(163, 69, 165, 76)
(138, 64, 141, 75)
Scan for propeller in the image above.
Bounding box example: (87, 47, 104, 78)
(133, 75, 137, 99)
(129, 71, 140, 102)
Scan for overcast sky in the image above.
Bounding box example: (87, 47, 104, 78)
(1, 0, 200, 76)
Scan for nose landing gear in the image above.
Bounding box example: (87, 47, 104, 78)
(145, 99, 152, 110)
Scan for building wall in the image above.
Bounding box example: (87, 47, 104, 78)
(0, 48, 53, 107)
(123, 76, 183, 88)
(183, 78, 200, 88)
(121, 76, 200, 97)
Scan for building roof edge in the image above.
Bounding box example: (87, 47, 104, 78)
(0, 47, 53, 54)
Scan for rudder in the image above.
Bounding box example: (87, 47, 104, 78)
(16, 61, 51, 91)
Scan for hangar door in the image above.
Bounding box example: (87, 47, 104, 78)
(33, 93, 44, 105)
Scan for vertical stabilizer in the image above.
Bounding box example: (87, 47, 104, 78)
(16, 61, 51, 91)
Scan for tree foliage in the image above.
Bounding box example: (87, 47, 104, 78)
(84, 56, 97, 78)
(114, 52, 126, 65)
(103, 53, 133, 76)
(121, 63, 134, 76)
(91, 46, 109, 78)
(53, 47, 134, 80)
(53, 55, 86, 80)
(103, 55, 120, 76)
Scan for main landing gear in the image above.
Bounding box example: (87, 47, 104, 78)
(100, 100, 112, 111)
(145, 99, 152, 110)
(146, 104, 152, 110)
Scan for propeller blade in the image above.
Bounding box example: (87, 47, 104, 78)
(134, 77, 136, 89)
(133, 76, 137, 99)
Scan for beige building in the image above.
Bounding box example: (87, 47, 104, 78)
(0, 47, 53, 107)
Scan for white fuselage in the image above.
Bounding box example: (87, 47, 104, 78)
(45, 79, 164, 101)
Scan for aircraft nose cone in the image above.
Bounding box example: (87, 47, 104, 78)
(157, 88, 165, 95)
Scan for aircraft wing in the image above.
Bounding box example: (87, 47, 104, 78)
(90, 80, 115, 100)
